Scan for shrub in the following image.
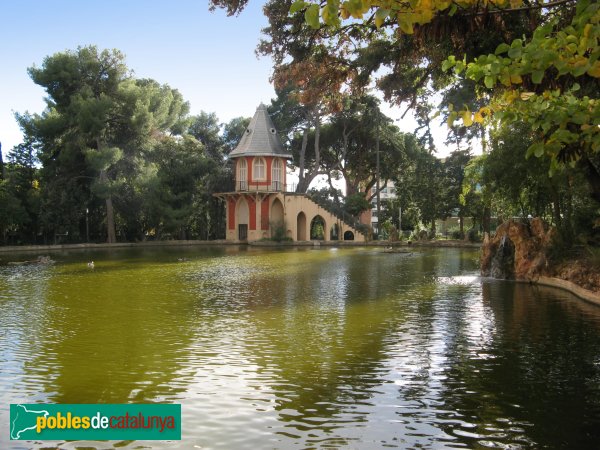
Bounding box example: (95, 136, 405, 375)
(466, 228, 481, 243)
(448, 227, 465, 240)
(344, 193, 370, 217)
(270, 221, 288, 242)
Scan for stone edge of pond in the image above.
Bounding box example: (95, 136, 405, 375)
(0, 240, 235, 254)
(249, 240, 482, 248)
(516, 276, 600, 307)
(0, 239, 482, 253)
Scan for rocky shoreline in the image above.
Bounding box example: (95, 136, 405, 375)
(481, 218, 600, 305)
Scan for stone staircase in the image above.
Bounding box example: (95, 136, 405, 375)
(304, 194, 369, 240)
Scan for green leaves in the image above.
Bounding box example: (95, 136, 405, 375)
(531, 70, 544, 84)
(290, 0, 307, 14)
(461, 109, 473, 127)
(495, 43, 510, 55)
(446, 2, 599, 163)
(305, 4, 320, 29)
(375, 8, 389, 29)
(84, 146, 123, 172)
(527, 142, 545, 158)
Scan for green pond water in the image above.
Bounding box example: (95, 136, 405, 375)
(1, 246, 600, 449)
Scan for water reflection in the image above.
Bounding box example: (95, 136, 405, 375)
(1, 247, 600, 449)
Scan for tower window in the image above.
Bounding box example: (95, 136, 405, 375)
(253, 157, 266, 180)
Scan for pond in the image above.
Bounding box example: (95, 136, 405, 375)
(1, 246, 600, 449)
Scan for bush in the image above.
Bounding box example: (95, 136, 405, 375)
(448, 227, 465, 240)
(586, 246, 600, 269)
(270, 221, 289, 242)
(344, 193, 370, 217)
(466, 228, 481, 243)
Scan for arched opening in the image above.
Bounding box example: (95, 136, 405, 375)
(297, 212, 307, 241)
(343, 230, 355, 241)
(237, 158, 247, 191)
(310, 215, 326, 240)
(271, 198, 284, 238)
(271, 158, 282, 191)
(330, 223, 340, 240)
(237, 197, 249, 241)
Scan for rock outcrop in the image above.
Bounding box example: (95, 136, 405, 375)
(481, 218, 555, 280)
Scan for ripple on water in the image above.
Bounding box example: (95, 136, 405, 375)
(2, 247, 600, 450)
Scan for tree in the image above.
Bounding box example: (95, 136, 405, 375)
(142, 136, 215, 239)
(0, 180, 28, 244)
(445, 2, 600, 203)
(322, 96, 415, 200)
(19, 46, 190, 243)
(443, 150, 472, 236)
(344, 192, 370, 217)
(211, 0, 541, 149)
(188, 112, 225, 160)
(211, 0, 598, 214)
(461, 121, 598, 239)
(269, 86, 330, 193)
(222, 116, 251, 154)
(0, 143, 38, 244)
(23, 46, 131, 243)
(0, 142, 4, 179)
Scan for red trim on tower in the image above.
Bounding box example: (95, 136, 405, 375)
(248, 196, 256, 230)
(228, 198, 236, 230)
(266, 157, 272, 180)
(261, 197, 270, 230)
(246, 156, 253, 182)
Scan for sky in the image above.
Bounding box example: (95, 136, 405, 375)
(0, 0, 450, 161)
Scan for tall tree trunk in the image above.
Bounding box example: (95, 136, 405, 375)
(105, 196, 116, 243)
(296, 113, 322, 194)
(0, 142, 4, 179)
(313, 115, 321, 167)
(564, 176, 574, 240)
(326, 171, 341, 207)
(482, 206, 491, 234)
(296, 129, 308, 193)
(551, 185, 562, 230)
(100, 169, 117, 243)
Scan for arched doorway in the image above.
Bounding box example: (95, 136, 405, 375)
(344, 230, 355, 241)
(330, 223, 340, 240)
(271, 198, 284, 238)
(310, 215, 326, 240)
(237, 197, 249, 240)
(297, 212, 307, 241)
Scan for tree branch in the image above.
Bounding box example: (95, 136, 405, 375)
(465, 0, 576, 15)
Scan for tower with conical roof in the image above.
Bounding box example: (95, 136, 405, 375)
(230, 103, 292, 193)
(214, 103, 366, 243)
(215, 104, 292, 242)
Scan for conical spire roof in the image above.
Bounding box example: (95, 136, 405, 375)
(229, 104, 292, 159)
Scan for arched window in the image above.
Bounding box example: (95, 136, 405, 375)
(237, 158, 247, 191)
(271, 158, 282, 190)
(253, 157, 266, 180)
